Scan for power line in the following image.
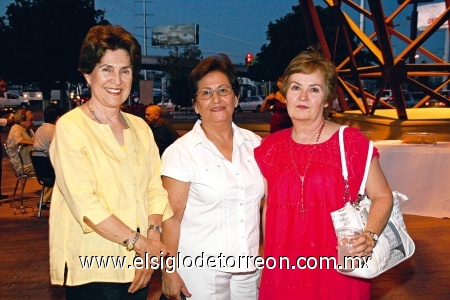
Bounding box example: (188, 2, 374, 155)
(98, 0, 139, 14)
(96, 0, 263, 58)
(200, 29, 261, 47)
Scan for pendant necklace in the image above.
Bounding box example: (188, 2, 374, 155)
(289, 121, 325, 217)
(87, 103, 129, 129)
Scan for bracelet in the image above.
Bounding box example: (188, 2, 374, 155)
(363, 229, 379, 245)
(149, 224, 162, 234)
(122, 229, 134, 246)
(126, 231, 140, 251)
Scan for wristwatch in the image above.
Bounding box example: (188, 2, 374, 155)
(125, 231, 140, 251)
(364, 230, 379, 244)
(149, 224, 162, 234)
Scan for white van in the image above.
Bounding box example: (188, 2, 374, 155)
(22, 83, 43, 101)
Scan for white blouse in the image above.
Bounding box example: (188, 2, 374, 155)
(162, 120, 264, 272)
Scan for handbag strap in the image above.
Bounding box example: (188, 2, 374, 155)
(339, 126, 374, 201)
(360, 140, 374, 195)
(338, 126, 349, 180)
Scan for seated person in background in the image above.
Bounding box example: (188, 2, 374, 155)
(0, 75, 15, 199)
(6, 109, 35, 176)
(260, 77, 293, 133)
(32, 105, 64, 209)
(144, 105, 180, 156)
(34, 105, 64, 153)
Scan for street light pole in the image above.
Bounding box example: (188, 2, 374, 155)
(409, 1, 418, 64)
(444, 29, 449, 90)
(400, 0, 435, 64)
(360, 0, 365, 33)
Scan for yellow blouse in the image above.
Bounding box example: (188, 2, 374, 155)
(49, 107, 173, 285)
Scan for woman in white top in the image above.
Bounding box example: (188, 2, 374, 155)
(161, 54, 265, 300)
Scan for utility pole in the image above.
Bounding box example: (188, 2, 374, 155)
(360, 0, 365, 33)
(143, 0, 147, 80)
(135, 0, 153, 80)
(135, 1, 155, 104)
(143, 0, 147, 56)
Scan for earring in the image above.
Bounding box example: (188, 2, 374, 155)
(87, 83, 91, 88)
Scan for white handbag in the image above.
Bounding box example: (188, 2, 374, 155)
(330, 126, 415, 279)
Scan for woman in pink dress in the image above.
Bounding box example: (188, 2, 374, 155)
(254, 48, 393, 299)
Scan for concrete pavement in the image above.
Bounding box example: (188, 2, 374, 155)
(0, 131, 449, 299)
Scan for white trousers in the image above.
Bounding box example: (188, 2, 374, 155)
(178, 267, 259, 300)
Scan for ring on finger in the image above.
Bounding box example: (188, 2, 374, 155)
(363, 250, 367, 255)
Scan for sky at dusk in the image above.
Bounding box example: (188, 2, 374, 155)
(0, 0, 447, 64)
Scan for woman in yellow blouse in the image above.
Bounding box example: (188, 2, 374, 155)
(49, 25, 173, 299)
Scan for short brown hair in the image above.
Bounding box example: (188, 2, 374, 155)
(78, 25, 142, 78)
(280, 48, 337, 111)
(189, 54, 240, 103)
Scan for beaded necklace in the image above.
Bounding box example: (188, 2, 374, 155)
(289, 120, 325, 217)
(87, 103, 129, 129)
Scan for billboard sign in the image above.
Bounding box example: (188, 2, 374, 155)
(417, 2, 448, 31)
(151, 24, 199, 46)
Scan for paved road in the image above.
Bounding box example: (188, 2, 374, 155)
(0, 126, 449, 299)
(2, 105, 450, 299)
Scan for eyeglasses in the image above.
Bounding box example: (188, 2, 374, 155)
(196, 85, 233, 100)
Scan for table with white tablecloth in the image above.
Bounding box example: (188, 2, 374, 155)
(374, 140, 450, 218)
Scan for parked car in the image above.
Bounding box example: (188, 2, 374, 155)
(158, 99, 177, 112)
(179, 105, 195, 112)
(439, 90, 450, 99)
(236, 95, 264, 113)
(421, 99, 447, 108)
(71, 87, 90, 106)
(0, 92, 29, 109)
(385, 91, 419, 108)
(380, 89, 392, 101)
(354, 89, 375, 107)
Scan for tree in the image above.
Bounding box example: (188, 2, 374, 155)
(0, 0, 106, 98)
(248, 5, 307, 82)
(248, 5, 373, 82)
(158, 46, 202, 109)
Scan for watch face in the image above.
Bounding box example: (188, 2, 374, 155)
(127, 242, 134, 251)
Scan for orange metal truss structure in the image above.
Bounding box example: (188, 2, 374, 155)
(300, 0, 450, 119)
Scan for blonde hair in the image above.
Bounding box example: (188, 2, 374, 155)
(280, 48, 337, 113)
